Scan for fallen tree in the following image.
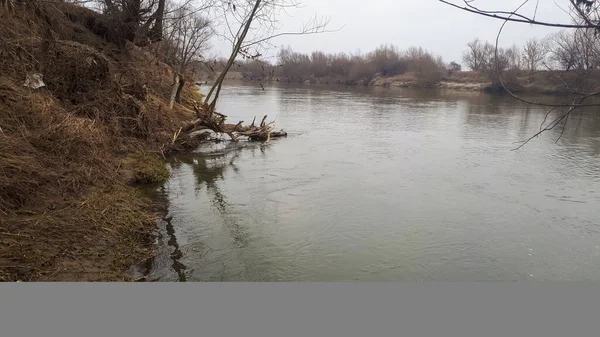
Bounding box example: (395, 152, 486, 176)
(168, 0, 329, 150)
(172, 100, 287, 149)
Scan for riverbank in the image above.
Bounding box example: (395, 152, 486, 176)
(198, 70, 489, 91)
(199, 69, 599, 95)
(0, 3, 198, 281)
(368, 73, 487, 91)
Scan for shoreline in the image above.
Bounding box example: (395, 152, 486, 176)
(197, 70, 589, 96)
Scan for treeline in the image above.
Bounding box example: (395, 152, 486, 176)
(275, 45, 447, 86)
(198, 25, 600, 93)
(463, 27, 600, 91)
(464, 30, 600, 73)
(198, 45, 450, 87)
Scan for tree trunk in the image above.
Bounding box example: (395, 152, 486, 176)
(204, 0, 262, 108)
(168, 73, 179, 109)
(148, 0, 166, 42)
(123, 0, 142, 42)
(175, 77, 185, 103)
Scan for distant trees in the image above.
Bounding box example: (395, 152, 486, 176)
(440, 0, 600, 149)
(522, 38, 547, 71)
(447, 61, 462, 73)
(277, 47, 311, 80)
(540, 29, 600, 71)
(268, 44, 445, 86)
(310, 51, 329, 78)
(462, 38, 515, 87)
(369, 45, 404, 76)
(548, 31, 580, 71)
(504, 45, 522, 71)
(462, 38, 490, 71)
(461, 28, 600, 87)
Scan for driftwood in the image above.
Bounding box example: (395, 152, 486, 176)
(176, 101, 287, 145)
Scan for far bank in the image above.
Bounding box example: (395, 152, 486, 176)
(197, 70, 599, 96)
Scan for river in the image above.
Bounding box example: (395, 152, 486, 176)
(132, 83, 600, 281)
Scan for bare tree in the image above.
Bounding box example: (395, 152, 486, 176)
(202, 0, 332, 111)
(571, 26, 600, 70)
(447, 61, 462, 76)
(548, 27, 600, 71)
(98, 0, 162, 44)
(278, 46, 310, 81)
(548, 30, 578, 70)
(439, 0, 600, 149)
(310, 51, 329, 78)
(173, 0, 333, 145)
(463, 38, 490, 71)
(368, 44, 403, 76)
(522, 38, 547, 71)
(97, 0, 216, 45)
(165, 6, 213, 108)
(504, 44, 522, 71)
(481, 44, 510, 86)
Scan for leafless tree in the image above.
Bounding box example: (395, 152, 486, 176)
(202, 0, 333, 111)
(96, 0, 216, 45)
(548, 30, 578, 70)
(439, 0, 600, 149)
(273, 45, 446, 86)
(171, 0, 334, 144)
(504, 44, 522, 71)
(463, 38, 490, 71)
(164, 5, 213, 108)
(277, 46, 310, 81)
(447, 61, 462, 76)
(522, 38, 547, 71)
(571, 26, 600, 70)
(310, 51, 329, 78)
(368, 44, 403, 76)
(97, 0, 163, 44)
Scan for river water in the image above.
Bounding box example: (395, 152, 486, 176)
(133, 83, 600, 281)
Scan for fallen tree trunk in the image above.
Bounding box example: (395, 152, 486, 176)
(173, 101, 287, 148)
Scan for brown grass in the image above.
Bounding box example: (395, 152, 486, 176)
(0, 2, 195, 281)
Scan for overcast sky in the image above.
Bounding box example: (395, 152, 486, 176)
(209, 0, 574, 65)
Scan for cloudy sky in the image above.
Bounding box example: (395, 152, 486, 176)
(209, 0, 575, 65)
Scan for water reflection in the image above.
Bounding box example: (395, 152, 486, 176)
(164, 214, 187, 281)
(175, 144, 258, 249)
(128, 185, 188, 282)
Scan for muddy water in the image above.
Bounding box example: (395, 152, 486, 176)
(133, 83, 600, 281)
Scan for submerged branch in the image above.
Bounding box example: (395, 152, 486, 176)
(172, 101, 287, 149)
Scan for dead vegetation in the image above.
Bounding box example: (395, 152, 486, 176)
(170, 101, 287, 150)
(0, 2, 198, 281)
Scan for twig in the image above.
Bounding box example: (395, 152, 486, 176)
(0, 232, 33, 238)
(555, 111, 570, 143)
(438, 0, 600, 29)
(486, 3, 594, 149)
(260, 115, 267, 127)
(234, 120, 243, 131)
(512, 107, 574, 150)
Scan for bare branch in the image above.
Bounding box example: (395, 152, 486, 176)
(439, 0, 600, 29)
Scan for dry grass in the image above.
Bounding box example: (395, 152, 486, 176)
(0, 187, 156, 282)
(0, 2, 196, 281)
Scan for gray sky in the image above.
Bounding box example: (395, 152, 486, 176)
(209, 0, 573, 65)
